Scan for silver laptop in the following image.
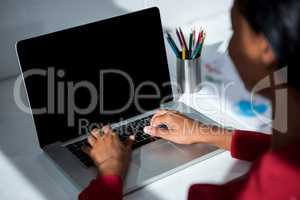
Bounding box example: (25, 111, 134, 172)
(16, 7, 222, 194)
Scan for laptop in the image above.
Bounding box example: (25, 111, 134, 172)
(16, 7, 222, 194)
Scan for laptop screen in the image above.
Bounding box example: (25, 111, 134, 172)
(16, 7, 172, 148)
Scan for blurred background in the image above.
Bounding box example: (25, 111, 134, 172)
(0, 0, 233, 80)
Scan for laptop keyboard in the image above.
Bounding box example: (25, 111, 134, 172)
(66, 140, 94, 167)
(66, 115, 157, 167)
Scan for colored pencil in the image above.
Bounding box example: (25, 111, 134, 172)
(197, 33, 206, 57)
(195, 31, 202, 52)
(192, 43, 202, 59)
(188, 33, 193, 59)
(182, 47, 186, 60)
(178, 27, 188, 51)
(192, 33, 206, 59)
(176, 28, 184, 48)
(192, 29, 196, 48)
(167, 37, 180, 58)
(166, 28, 206, 60)
(166, 32, 180, 53)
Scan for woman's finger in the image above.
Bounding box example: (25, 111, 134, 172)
(125, 135, 135, 150)
(108, 131, 117, 142)
(144, 126, 169, 136)
(150, 110, 169, 125)
(144, 126, 171, 139)
(102, 125, 113, 134)
(151, 113, 174, 127)
(91, 128, 101, 139)
(87, 135, 97, 146)
(81, 145, 92, 155)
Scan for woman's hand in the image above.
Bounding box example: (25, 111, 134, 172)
(143, 110, 233, 149)
(144, 110, 204, 144)
(82, 126, 134, 178)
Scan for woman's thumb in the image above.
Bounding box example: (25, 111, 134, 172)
(143, 126, 168, 137)
(126, 135, 135, 149)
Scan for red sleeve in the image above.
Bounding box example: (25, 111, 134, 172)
(188, 177, 246, 200)
(78, 175, 122, 200)
(188, 144, 300, 200)
(230, 130, 271, 162)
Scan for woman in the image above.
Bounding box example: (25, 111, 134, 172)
(79, 0, 300, 199)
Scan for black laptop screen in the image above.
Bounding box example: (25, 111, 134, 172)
(16, 8, 172, 148)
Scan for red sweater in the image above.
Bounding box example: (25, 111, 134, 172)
(79, 131, 300, 200)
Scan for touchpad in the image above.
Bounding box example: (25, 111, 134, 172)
(131, 140, 194, 179)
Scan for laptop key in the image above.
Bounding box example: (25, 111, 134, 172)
(133, 137, 156, 149)
(66, 115, 157, 167)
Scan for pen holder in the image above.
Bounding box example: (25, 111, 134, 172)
(175, 57, 202, 95)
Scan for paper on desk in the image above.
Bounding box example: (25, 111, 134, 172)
(179, 42, 272, 134)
